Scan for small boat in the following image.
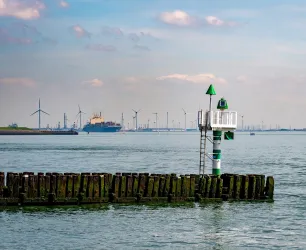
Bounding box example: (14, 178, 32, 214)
(250, 132, 255, 136)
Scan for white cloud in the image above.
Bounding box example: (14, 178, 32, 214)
(156, 73, 227, 84)
(159, 10, 237, 28)
(0, 0, 45, 20)
(82, 79, 103, 87)
(159, 10, 198, 27)
(0, 77, 36, 87)
(70, 25, 90, 38)
(205, 16, 225, 26)
(60, 1, 69, 8)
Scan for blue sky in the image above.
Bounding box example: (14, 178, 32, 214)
(0, 0, 306, 129)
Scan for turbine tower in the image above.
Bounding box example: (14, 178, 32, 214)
(153, 112, 158, 130)
(76, 105, 86, 129)
(182, 108, 189, 131)
(132, 109, 141, 130)
(30, 98, 49, 130)
(240, 114, 244, 131)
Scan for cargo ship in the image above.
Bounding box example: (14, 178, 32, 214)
(83, 113, 122, 133)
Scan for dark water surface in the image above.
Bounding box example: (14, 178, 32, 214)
(0, 132, 305, 249)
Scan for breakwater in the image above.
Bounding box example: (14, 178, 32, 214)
(0, 130, 78, 135)
(0, 172, 274, 206)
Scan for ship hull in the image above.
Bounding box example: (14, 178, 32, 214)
(83, 125, 122, 133)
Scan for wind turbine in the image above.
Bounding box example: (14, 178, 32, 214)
(239, 114, 244, 131)
(132, 109, 141, 130)
(182, 108, 187, 131)
(30, 98, 49, 130)
(76, 105, 86, 129)
(153, 112, 158, 130)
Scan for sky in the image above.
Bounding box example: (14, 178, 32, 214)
(0, 0, 306, 129)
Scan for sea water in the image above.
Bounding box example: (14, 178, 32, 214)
(0, 132, 305, 249)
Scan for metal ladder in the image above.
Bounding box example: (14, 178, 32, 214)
(199, 111, 213, 175)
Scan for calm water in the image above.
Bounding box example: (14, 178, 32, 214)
(0, 132, 305, 249)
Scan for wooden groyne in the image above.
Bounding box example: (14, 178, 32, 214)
(0, 172, 274, 206)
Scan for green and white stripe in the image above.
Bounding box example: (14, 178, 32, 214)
(212, 130, 222, 175)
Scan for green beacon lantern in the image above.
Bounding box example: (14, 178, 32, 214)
(217, 97, 228, 110)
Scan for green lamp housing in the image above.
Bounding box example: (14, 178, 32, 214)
(217, 97, 228, 110)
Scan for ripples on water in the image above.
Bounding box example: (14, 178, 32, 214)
(0, 132, 305, 249)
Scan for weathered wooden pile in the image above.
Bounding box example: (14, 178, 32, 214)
(0, 172, 274, 206)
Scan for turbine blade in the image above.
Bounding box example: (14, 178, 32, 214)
(132, 109, 136, 113)
(41, 110, 50, 115)
(30, 110, 39, 116)
(137, 109, 141, 113)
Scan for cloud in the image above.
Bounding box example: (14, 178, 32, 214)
(101, 26, 123, 37)
(156, 73, 227, 84)
(159, 10, 198, 27)
(158, 10, 237, 28)
(82, 78, 103, 87)
(133, 44, 150, 51)
(59, 1, 69, 8)
(70, 25, 91, 38)
(86, 44, 116, 52)
(0, 27, 32, 45)
(0, 0, 45, 20)
(0, 23, 57, 46)
(128, 33, 140, 42)
(0, 77, 36, 87)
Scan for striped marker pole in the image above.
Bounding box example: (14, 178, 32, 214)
(212, 130, 222, 175)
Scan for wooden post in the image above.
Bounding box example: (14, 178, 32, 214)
(260, 175, 266, 198)
(216, 177, 223, 198)
(158, 177, 166, 197)
(199, 176, 207, 197)
(99, 175, 105, 197)
(190, 176, 195, 197)
(132, 175, 139, 196)
(126, 175, 133, 197)
(181, 176, 187, 197)
(119, 175, 127, 197)
(153, 176, 159, 197)
(87, 175, 94, 198)
(66, 175, 73, 198)
(255, 175, 261, 199)
(233, 175, 242, 199)
(12, 174, 20, 198)
(28, 175, 38, 198)
(185, 176, 191, 197)
(205, 175, 211, 198)
(7, 172, 14, 197)
(92, 175, 100, 198)
(146, 176, 154, 197)
(138, 174, 145, 197)
(210, 176, 217, 198)
(112, 175, 120, 198)
(56, 175, 67, 199)
(240, 175, 249, 199)
(164, 175, 171, 196)
(73, 174, 81, 198)
(265, 176, 274, 199)
(248, 175, 256, 200)
(38, 173, 46, 198)
(0, 172, 4, 197)
(176, 177, 182, 197)
(170, 176, 177, 197)
(104, 174, 111, 198)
